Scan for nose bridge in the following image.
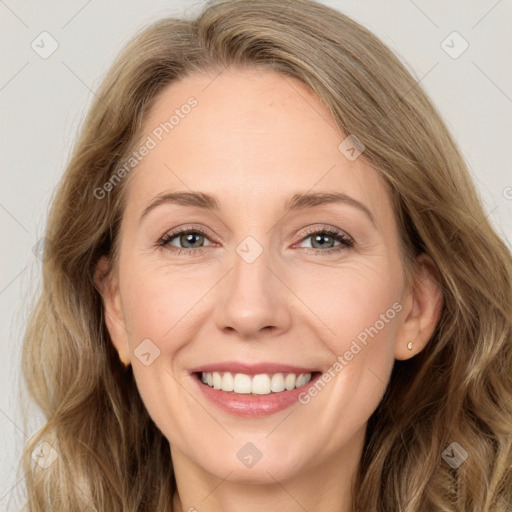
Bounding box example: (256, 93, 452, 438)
(233, 235, 272, 292)
(214, 235, 291, 337)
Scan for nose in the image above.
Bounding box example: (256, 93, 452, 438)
(214, 246, 292, 339)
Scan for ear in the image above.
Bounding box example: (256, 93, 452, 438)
(394, 253, 443, 360)
(94, 256, 131, 367)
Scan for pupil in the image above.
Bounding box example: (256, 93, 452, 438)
(314, 234, 332, 248)
(183, 233, 201, 248)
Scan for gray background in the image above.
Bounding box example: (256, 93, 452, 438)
(1, 1, 511, 510)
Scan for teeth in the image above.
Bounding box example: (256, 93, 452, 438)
(221, 372, 234, 391)
(212, 372, 222, 389)
(200, 371, 312, 395)
(251, 374, 270, 395)
(233, 373, 252, 394)
(284, 373, 296, 390)
(271, 373, 285, 392)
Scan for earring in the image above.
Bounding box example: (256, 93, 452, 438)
(407, 341, 413, 350)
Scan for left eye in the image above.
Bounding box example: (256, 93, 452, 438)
(158, 230, 212, 249)
(296, 230, 353, 250)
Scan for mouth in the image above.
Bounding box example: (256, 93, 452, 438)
(188, 361, 322, 416)
(193, 370, 322, 396)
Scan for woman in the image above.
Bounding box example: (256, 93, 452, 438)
(21, 0, 512, 510)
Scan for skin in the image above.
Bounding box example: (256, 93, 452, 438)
(95, 67, 443, 512)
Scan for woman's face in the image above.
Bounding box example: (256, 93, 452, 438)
(100, 67, 436, 485)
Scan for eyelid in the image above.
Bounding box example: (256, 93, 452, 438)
(297, 224, 352, 240)
(163, 224, 216, 239)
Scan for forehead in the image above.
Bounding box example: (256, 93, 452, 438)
(123, 67, 392, 223)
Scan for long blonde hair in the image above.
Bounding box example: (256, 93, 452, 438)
(20, 1, 512, 510)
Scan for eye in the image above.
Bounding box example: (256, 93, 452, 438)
(295, 226, 354, 254)
(157, 226, 213, 255)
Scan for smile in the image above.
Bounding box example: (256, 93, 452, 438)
(200, 371, 313, 395)
(190, 363, 322, 417)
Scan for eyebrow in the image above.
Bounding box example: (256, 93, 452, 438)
(139, 191, 375, 225)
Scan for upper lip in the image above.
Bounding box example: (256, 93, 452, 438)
(189, 361, 320, 376)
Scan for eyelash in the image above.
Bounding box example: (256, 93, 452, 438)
(156, 224, 354, 257)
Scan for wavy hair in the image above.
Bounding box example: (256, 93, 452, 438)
(20, 0, 512, 510)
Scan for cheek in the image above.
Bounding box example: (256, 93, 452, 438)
(116, 259, 200, 436)
(293, 257, 402, 352)
(120, 257, 204, 341)
(295, 257, 402, 413)
(294, 271, 400, 455)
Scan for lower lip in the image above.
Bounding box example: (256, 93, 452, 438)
(192, 373, 321, 417)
